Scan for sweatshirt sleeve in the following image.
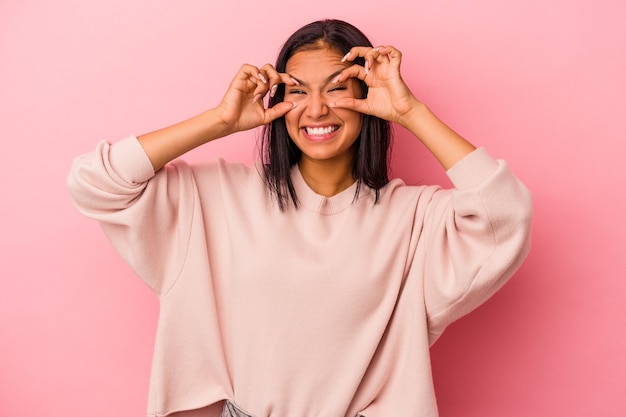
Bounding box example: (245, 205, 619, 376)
(67, 136, 197, 295)
(422, 147, 533, 344)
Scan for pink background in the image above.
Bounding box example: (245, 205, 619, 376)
(1, 0, 625, 416)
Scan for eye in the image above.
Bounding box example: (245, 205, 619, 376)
(329, 85, 347, 93)
(286, 89, 306, 95)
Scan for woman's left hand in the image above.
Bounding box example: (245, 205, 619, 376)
(331, 45, 419, 127)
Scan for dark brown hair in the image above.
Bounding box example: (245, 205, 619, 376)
(260, 19, 392, 210)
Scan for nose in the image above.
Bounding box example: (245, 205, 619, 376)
(304, 92, 329, 118)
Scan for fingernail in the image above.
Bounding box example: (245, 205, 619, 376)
(253, 93, 262, 102)
(364, 61, 369, 74)
(341, 52, 350, 62)
(258, 73, 267, 83)
(291, 101, 298, 109)
(331, 74, 340, 83)
(289, 77, 300, 85)
(270, 84, 278, 97)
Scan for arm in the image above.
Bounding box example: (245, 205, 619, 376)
(396, 102, 476, 170)
(138, 64, 298, 171)
(332, 46, 475, 169)
(137, 109, 231, 172)
(67, 137, 190, 294)
(334, 46, 532, 343)
(422, 149, 533, 343)
(67, 63, 298, 292)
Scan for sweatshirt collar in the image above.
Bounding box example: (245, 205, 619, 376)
(291, 164, 361, 215)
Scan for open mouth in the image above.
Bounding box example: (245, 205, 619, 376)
(304, 125, 339, 135)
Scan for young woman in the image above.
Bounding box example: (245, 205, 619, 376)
(68, 19, 532, 417)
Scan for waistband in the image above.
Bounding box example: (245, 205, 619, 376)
(219, 400, 364, 417)
(221, 400, 253, 417)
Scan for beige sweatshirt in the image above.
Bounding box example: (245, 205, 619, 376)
(68, 136, 532, 417)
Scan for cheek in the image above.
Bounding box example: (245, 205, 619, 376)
(334, 108, 363, 127)
(284, 110, 303, 134)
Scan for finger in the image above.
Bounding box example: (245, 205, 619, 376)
(239, 64, 262, 83)
(331, 97, 372, 115)
(262, 65, 299, 97)
(281, 73, 300, 85)
(256, 63, 272, 85)
(258, 64, 299, 86)
(331, 64, 367, 84)
(252, 80, 271, 102)
(364, 47, 382, 74)
(264, 100, 298, 123)
(240, 65, 271, 102)
(236, 65, 267, 101)
(260, 64, 280, 97)
(252, 86, 270, 102)
(342, 46, 381, 73)
(259, 64, 301, 98)
(236, 64, 268, 101)
(374, 45, 402, 67)
(252, 74, 299, 103)
(341, 46, 377, 62)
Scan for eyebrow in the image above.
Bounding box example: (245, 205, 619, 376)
(288, 69, 344, 87)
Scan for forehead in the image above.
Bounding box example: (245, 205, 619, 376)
(285, 47, 347, 74)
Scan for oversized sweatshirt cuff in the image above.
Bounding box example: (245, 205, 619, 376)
(108, 135, 156, 184)
(445, 147, 499, 190)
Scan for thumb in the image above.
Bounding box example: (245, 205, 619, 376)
(332, 97, 371, 115)
(264, 101, 298, 123)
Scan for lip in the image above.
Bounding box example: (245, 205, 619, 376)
(301, 124, 341, 143)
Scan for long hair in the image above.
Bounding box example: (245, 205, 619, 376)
(260, 19, 392, 210)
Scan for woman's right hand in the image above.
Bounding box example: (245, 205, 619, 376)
(215, 64, 298, 134)
(137, 64, 298, 172)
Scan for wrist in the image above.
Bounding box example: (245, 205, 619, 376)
(195, 108, 234, 142)
(396, 100, 429, 133)
(399, 102, 476, 169)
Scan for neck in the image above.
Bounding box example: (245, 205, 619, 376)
(298, 156, 356, 197)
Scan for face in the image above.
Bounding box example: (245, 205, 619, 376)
(283, 47, 363, 169)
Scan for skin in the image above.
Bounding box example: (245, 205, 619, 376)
(137, 43, 476, 196)
(283, 47, 364, 196)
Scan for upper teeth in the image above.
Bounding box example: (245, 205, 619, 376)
(306, 126, 337, 135)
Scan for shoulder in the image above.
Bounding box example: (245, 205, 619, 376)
(175, 159, 268, 203)
(378, 178, 442, 206)
(173, 158, 262, 183)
